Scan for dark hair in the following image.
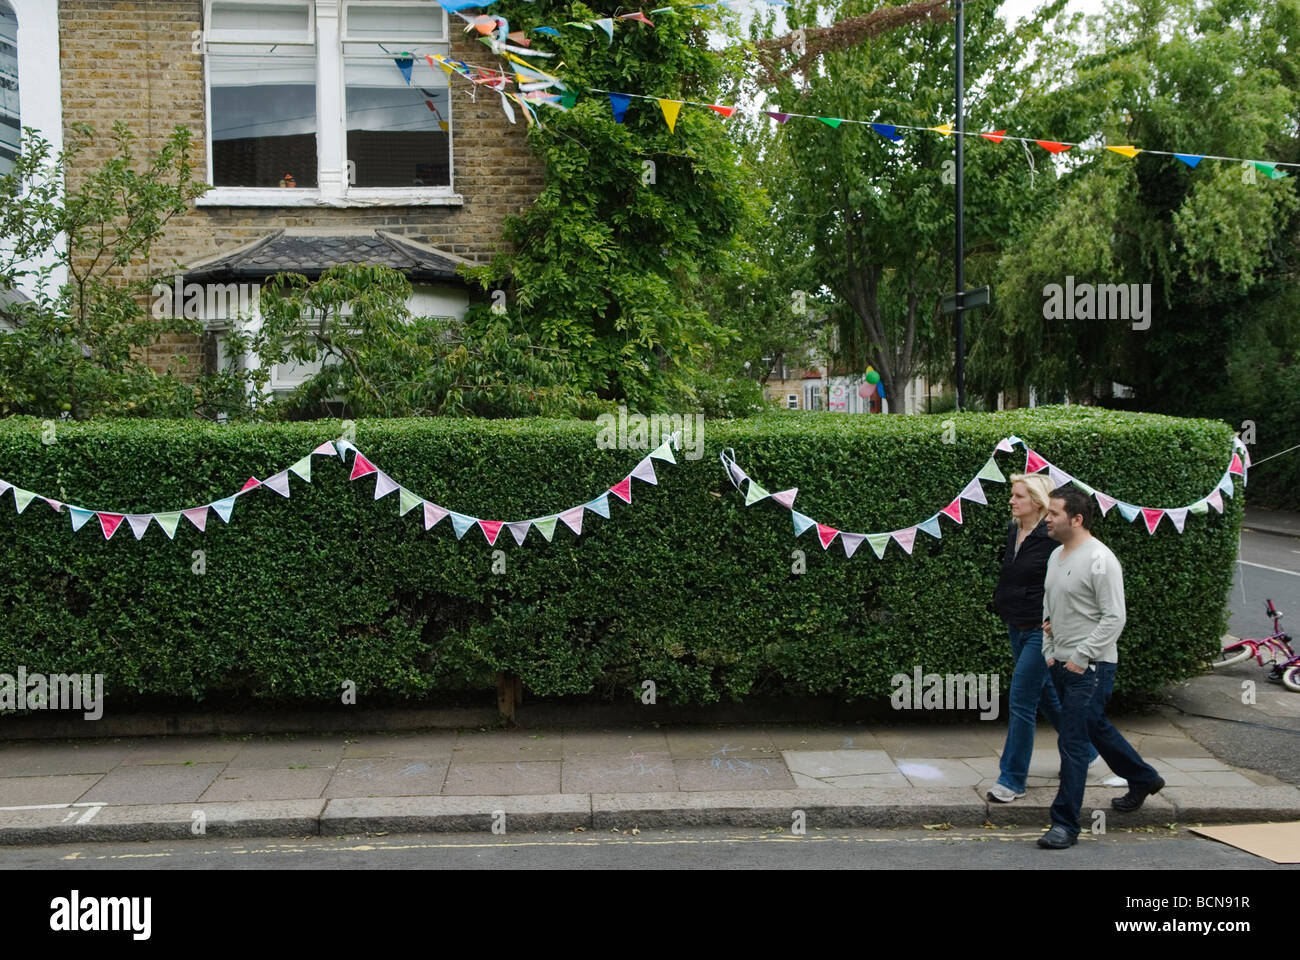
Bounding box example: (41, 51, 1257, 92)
(1049, 485, 1093, 530)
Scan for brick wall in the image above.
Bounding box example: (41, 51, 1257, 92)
(57, 0, 546, 375)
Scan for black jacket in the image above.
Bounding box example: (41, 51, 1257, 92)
(991, 518, 1056, 627)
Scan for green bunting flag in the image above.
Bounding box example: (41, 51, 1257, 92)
(744, 481, 769, 506)
(288, 456, 312, 482)
(866, 533, 891, 559)
(399, 488, 422, 516)
(533, 515, 558, 541)
(976, 458, 1005, 484)
(155, 512, 182, 539)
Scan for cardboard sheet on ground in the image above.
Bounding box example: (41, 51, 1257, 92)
(1190, 822, 1300, 864)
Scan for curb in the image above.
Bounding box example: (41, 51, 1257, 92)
(2, 787, 1297, 845)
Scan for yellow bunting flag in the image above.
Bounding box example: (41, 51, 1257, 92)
(1106, 145, 1141, 158)
(929, 122, 954, 136)
(659, 99, 683, 133)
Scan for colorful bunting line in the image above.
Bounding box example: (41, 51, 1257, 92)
(719, 435, 1243, 559)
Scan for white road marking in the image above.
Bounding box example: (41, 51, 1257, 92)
(1237, 560, 1300, 577)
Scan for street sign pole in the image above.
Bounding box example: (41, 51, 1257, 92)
(954, 0, 966, 412)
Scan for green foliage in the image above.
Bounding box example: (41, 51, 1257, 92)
(0, 408, 1239, 708)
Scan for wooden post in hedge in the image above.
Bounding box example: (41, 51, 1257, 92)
(495, 671, 522, 726)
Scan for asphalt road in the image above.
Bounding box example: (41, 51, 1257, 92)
(1229, 527, 1300, 636)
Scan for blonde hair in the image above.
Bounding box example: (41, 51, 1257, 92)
(1009, 473, 1053, 524)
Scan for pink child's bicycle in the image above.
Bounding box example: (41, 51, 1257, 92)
(1212, 599, 1300, 692)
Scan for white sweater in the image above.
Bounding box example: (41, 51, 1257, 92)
(1041, 536, 1125, 667)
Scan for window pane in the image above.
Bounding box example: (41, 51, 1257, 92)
(210, 1, 311, 42)
(0, 1, 17, 179)
(210, 51, 317, 187)
(346, 2, 442, 41)
(345, 57, 449, 187)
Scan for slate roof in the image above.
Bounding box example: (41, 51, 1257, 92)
(183, 229, 471, 283)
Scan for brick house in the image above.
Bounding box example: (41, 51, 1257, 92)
(4, 0, 545, 389)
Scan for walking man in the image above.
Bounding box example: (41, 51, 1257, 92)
(1036, 485, 1165, 849)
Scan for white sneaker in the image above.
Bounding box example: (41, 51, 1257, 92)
(987, 783, 1026, 803)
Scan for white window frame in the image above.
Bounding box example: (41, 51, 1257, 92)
(198, 0, 461, 208)
(785, 393, 798, 410)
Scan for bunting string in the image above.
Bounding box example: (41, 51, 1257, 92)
(720, 435, 1250, 559)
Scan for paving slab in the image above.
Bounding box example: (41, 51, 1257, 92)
(120, 737, 241, 766)
(1186, 770, 1258, 788)
(0, 774, 101, 805)
(560, 729, 670, 758)
(781, 749, 897, 779)
(226, 737, 343, 770)
(200, 767, 334, 802)
(673, 755, 795, 791)
(322, 794, 588, 833)
(79, 763, 226, 805)
(442, 761, 562, 796)
(873, 729, 1001, 759)
(0, 741, 134, 776)
(822, 773, 911, 788)
(324, 759, 449, 798)
(766, 728, 883, 752)
(1126, 735, 1212, 758)
(1161, 756, 1232, 773)
(664, 728, 778, 758)
(339, 732, 457, 760)
(895, 758, 985, 788)
(561, 754, 677, 793)
(451, 732, 563, 763)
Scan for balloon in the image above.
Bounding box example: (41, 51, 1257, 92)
(865, 370, 880, 384)
(877, 380, 886, 399)
(857, 383, 871, 399)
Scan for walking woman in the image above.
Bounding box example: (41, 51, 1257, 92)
(987, 473, 1093, 802)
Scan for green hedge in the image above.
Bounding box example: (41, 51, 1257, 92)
(0, 407, 1241, 706)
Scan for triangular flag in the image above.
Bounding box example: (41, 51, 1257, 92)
(1174, 153, 1203, 168)
(12, 488, 35, 513)
(867, 533, 891, 559)
(977, 458, 1005, 483)
(585, 493, 610, 519)
(126, 514, 152, 540)
(508, 520, 531, 545)
(239, 476, 261, 493)
(1229, 452, 1244, 476)
(373, 471, 399, 499)
(792, 511, 815, 536)
(212, 496, 237, 524)
(98, 512, 124, 539)
(820, 117, 844, 129)
(1253, 161, 1288, 180)
(631, 457, 658, 485)
(771, 488, 798, 509)
(0, 479, 9, 498)
(650, 441, 676, 464)
(1141, 508, 1164, 534)
(766, 111, 791, 124)
(264, 471, 291, 497)
(593, 17, 613, 42)
(1188, 499, 1208, 515)
(155, 512, 181, 539)
(1106, 145, 1141, 158)
(659, 99, 683, 133)
(816, 523, 839, 549)
(399, 488, 422, 516)
(959, 477, 987, 506)
(479, 520, 503, 545)
(869, 122, 900, 141)
(533, 515, 558, 541)
(183, 506, 208, 532)
(1048, 465, 1073, 488)
(609, 476, 633, 503)
(1024, 449, 1048, 473)
(350, 454, 378, 480)
(559, 505, 584, 535)
(745, 482, 769, 506)
(424, 502, 449, 530)
(709, 104, 735, 119)
(995, 437, 1016, 453)
(335, 438, 358, 461)
(1167, 507, 1188, 533)
(618, 11, 654, 24)
(311, 442, 336, 456)
(609, 93, 630, 123)
(1218, 474, 1234, 497)
(940, 498, 963, 524)
(43, 497, 62, 512)
(929, 122, 954, 136)
(289, 456, 312, 482)
(450, 512, 475, 539)
(980, 130, 1006, 143)
(1116, 502, 1140, 522)
(841, 532, 865, 558)
(1035, 140, 1072, 154)
(394, 56, 414, 84)
(1072, 478, 1096, 495)
(534, 25, 560, 35)
(70, 506, 94, 532)
(917, 515, 943, 539)
(892, 527, 918, 555)
(1095, 492, 1116, 515)
(1207, 489, 1224, 513)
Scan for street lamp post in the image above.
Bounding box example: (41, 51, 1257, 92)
(954, 0, 965, 412)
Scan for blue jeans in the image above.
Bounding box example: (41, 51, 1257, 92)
(996, 626, 1067, 793)
(1048, 660, 1161, 836)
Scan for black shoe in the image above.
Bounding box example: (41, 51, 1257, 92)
(1111, 775, 1165, 812)
(1036, 825, 1077, 849)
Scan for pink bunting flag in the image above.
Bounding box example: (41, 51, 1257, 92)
(44, 497, 62, 512)
(1206, 489, 1224, 513)
(959, 477, 987, 506)
(1095, 492, 1117, 516)
(618, 11, 653, 24)
(263, 471, 291, 497)
(373, 471, 399, 499)
(312, 442, 336, 456)
(1024, 449, 1048, 473)
(240, 476, 261, 493)
(1167, 507, 1188, 533)
(350, 454, 378, 481)
(770, 488, 798, 509)
(183, 506, 208, 532)
(98, 512, 124, 540)
(1141, 508, 1164, 534)
(479, 520, 503, 545)
(892, 527, 917, 555)
(560, 505, 585, 535)
(995, 437, 1016, 453)
(940, 498, 963, 524)
(423, 502, 449, 530)
(609, 476, 633, 504)
(816, 523, 839, 549)
(1229, 453, 1244, 476)
(126, 514, 152, 539)
(840, 532, 864, 558)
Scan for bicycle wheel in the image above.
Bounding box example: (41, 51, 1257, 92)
(1283, 665, 1300, 693)
(1211, 642, 1254, 668)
